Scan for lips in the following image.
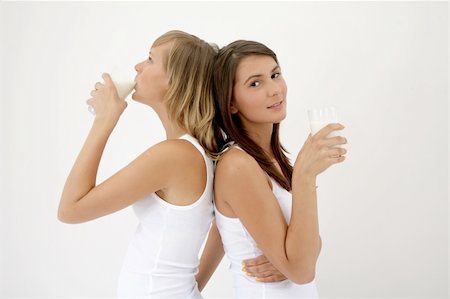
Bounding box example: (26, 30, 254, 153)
(267, 100, 283, 109)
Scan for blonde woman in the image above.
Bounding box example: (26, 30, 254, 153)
(58, 30, 221, 299)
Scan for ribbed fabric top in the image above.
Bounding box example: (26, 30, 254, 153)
(214, 145, 318, 299)
(118, 134, 214, 299)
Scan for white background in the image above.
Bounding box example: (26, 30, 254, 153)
(0, 1, 448, 298)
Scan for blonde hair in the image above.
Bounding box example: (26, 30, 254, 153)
(153, 30, 222, 159)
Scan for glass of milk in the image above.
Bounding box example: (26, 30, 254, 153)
(88, 70, 136, 115)
(110, 73, 136, 100)
(307, 106, 340, 138)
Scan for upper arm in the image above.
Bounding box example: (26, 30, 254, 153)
(61, 140, 183, 223)
(214, 150, 293, 276)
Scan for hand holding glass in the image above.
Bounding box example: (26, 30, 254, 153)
(308, 106, 340, 138)
(88, 73, 135, 115)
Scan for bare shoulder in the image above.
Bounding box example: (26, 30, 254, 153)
(216, 147, 260, 177)
(215, 147, 269, 193)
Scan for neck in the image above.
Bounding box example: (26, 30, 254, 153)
(243, 122, 274, 158)
(153, 103, 187, 139)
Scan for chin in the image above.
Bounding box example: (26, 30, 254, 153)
(131, 92, 143, 103)
(274, 111, 287, 123)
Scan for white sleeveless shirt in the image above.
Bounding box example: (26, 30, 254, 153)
(117, 134, 214, 299)
(214, 146, 319, 299)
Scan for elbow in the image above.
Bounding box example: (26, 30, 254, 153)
(290, 267, 316, 285)
(57, 209, 73, 224)
(57, 206, 81, 224)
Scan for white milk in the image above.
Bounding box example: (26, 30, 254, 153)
(309, 120, 342, 149)
(113, 80, 136, 100)
(309, 121, 339, 138)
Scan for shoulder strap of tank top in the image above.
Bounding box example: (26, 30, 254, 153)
(178, 134, 206, 157)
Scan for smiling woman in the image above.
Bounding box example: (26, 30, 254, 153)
(1, 2, 446, 298)
(209, 40, 348, 298)
(57, 30, 288, 299)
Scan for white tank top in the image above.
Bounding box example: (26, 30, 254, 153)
(117, 134, 214, 299)
(214, 146, 319, 299)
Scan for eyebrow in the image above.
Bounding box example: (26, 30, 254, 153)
(243, 65, 280, 85)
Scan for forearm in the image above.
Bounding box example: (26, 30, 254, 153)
(58, 119, 116, 221)
(285, 175, 321, 282)
(196, 221, 225, 291)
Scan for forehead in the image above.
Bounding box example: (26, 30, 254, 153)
(149, 42, 173, 58)
(235, 55, 278, 82)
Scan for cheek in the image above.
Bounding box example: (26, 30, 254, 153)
(281, 79, 288, 97)
(234, 90, 260, 111)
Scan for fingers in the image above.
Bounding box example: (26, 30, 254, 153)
(95, 82, 103, 90)
(242, 267, 287, 282)
(332, 155, 346, 163)
(242, 255, 268, 267)
(102, 73, 113, 85)
(255, 274, 287, 283)
(328, 146, 347, 158)
(241, 255, 287, 283)
(315, 123, 344, 139)
(243, 262, 272, 274)
(90, 81, 104, 97)
(323, 136, 347, 147)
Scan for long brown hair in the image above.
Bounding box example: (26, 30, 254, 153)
(153, 30, 224, 159)
(213, 40, 293, 190)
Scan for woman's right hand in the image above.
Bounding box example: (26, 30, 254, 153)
(294, 123, 347, 178)
(86, 73, 128, 123)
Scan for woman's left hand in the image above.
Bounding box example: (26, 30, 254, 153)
(87, 73, 128, 123)
(242, 254, 287, 282)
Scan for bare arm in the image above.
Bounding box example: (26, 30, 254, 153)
(242, 254, 287, 282)
(198, 223, 289, 286)
(215, 124, 346, 284)
(58, 74, 185, 223)
(196, 220, 224, 291)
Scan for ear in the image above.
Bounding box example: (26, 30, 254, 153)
(230, 101, 238, 114)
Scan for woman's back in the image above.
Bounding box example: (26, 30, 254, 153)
(118, 135, 214, 299)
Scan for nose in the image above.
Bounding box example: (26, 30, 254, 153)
(268, 80, 281, 97)
(135, 61, 143, 73)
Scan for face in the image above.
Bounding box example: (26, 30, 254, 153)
(231, 55, 287, 129)
(132, 43, 171, 106)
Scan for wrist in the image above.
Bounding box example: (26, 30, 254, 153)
(93, 115, 119, 129)
(292, 177, 318, 200)
(293, 170, 316, 184)
(90, 118, 118, 137)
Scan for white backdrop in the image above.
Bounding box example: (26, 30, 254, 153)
(0, 1, 448, 299)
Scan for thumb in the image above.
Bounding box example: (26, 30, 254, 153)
(102, 73, 113, 85)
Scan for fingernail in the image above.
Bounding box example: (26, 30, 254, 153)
(242, 267, 246, 272)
